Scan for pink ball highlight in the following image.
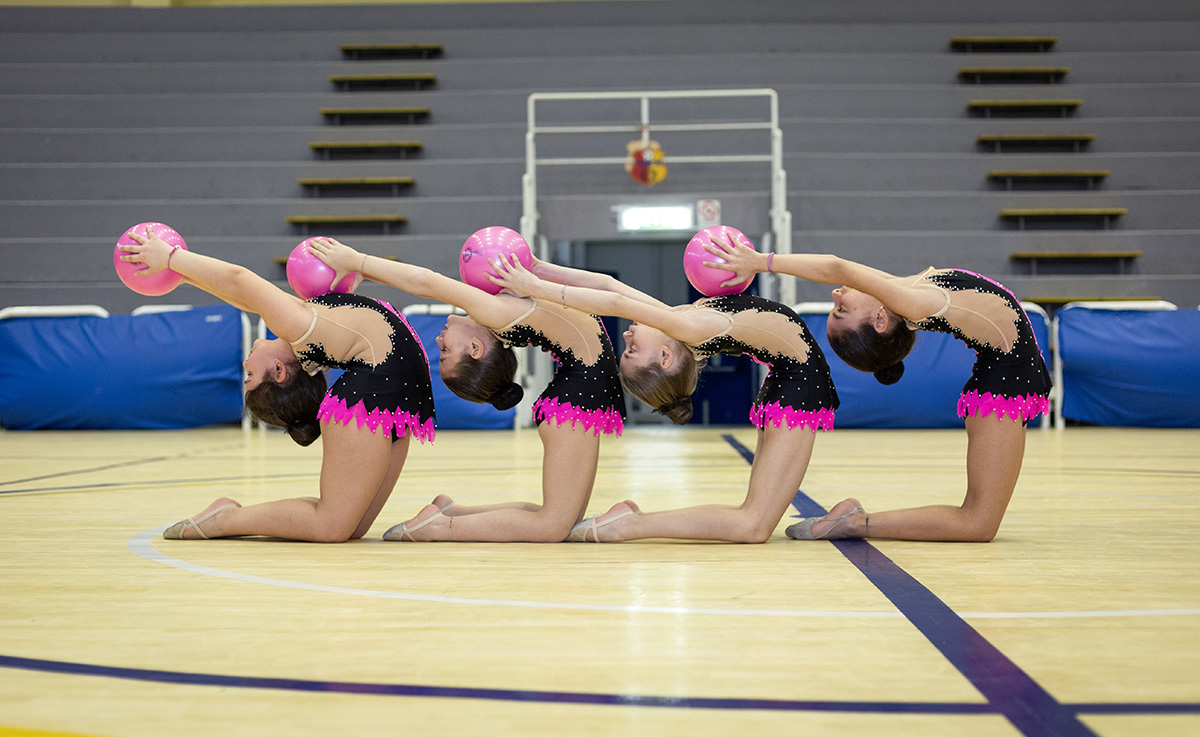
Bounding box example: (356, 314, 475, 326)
(459, 226, 533, 295)
(286, 238, 361, 300)
(113, 222, 188, 297)
(684, 226, 756, 297)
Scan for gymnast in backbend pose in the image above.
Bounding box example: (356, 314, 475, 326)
(308, 237, 625, 542)
(486, 243, 840, 544)
(703, 237, 1052, 542)
(119, 226, 436, 543)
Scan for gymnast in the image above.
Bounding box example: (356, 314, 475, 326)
(703, 238, 1052, 542)
(486, 245, 840, 543)
(308, 237, 626, 542)
(119, 226, 436, 542)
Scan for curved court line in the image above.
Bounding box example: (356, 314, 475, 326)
(127, 528, 1200, 620)
(128, 527, 901, 618)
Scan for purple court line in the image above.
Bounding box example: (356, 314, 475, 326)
(0, 455, 176, 488)
(720, 433, 1100, 737)
(0, 441, 249, 489)
(1, 652, 1194, 715)
(0, 653, 994, 713)
(0, 472, 317, 497)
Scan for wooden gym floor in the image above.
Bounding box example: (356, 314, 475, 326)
(0, 424, 1197, 737)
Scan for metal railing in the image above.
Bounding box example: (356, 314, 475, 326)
(521, 87, 794, 302)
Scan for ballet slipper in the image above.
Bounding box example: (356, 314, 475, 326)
(566, 505, 636, 543)
(785, 505, 863, 541)
(162, 499, 240, 540)
(382, 507, 444, 542)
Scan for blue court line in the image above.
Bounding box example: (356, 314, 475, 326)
(1, 652, 1194, 715)
(0, 472, 318, 497)
(0, 455, 177, 489)
(833, 540, 1095, 736)
(1, 651, 1198, 717)
(720, 434, 1102, 737)
(0, 653, 993, 713)
(0, 441, 249, 491)
(0, 657, 1195, 720)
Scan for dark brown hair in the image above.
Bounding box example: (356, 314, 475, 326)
(827, 315, 915, 385)
(619, 338, 700, 425)
(244, 367, 328, 446)
(441, 334, 523, 410)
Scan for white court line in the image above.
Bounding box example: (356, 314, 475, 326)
(128, 527, 1200, 621)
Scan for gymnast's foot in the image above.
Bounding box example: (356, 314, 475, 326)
(566, 500, 639, 542)
(162, 497, 241, 540)
(805, 498, 866, 540)
(383, 504, 448, 542)
(431, 494, 457, 514)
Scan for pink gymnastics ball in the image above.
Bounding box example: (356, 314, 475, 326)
(683, 226, 756, 297)
(113, 222, 188, 297)
(286, 238, 361, 300)
(459, 226, 533, 295)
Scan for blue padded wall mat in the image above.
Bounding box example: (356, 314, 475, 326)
(1058, 307, 1200, 428)
(0, 305, 243, 430)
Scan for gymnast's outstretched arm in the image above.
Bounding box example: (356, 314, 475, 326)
(306, 237, 526, 330)
(701, 238, 942, 322)
(487, 255, 724, 345)
(118, 225, 312, 342)
(526, 257, 671, 309)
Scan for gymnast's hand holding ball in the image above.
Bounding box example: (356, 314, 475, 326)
(483, 250, 544, 297)
(459, 226, 534, 294)
(305, 237, 370, 291)
(287, 237, 363, 300)
(698, 227, 769, 290)
(115, 223, 188, 296)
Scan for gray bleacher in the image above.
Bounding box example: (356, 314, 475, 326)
(1, 0, 1198, 313)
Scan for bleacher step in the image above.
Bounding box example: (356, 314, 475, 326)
(308, 141, 424, 159)
(298, 177, 415, 196)
(977, 134, 1096, 152)
(968, 99, 1082, 117)
(320, 107, 431, 124)
(1010, 250, 1142, 275)
(339, 43, 444, 60)
(1000, 208, 1127, 229)
(950, 36, 1058, 52)
(958, 67, 1069, 84)
(988, 170, 1110, 189)
(329, 74, 437, 91)
(1028, 295, 1159, 306)
(286, 214, 409, 235)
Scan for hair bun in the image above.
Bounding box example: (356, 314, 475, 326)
(873, 361, 905, 386)
(286, 418, 322, 447)
(656, 396, 693, 425)
(489, 382, 524, 410)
